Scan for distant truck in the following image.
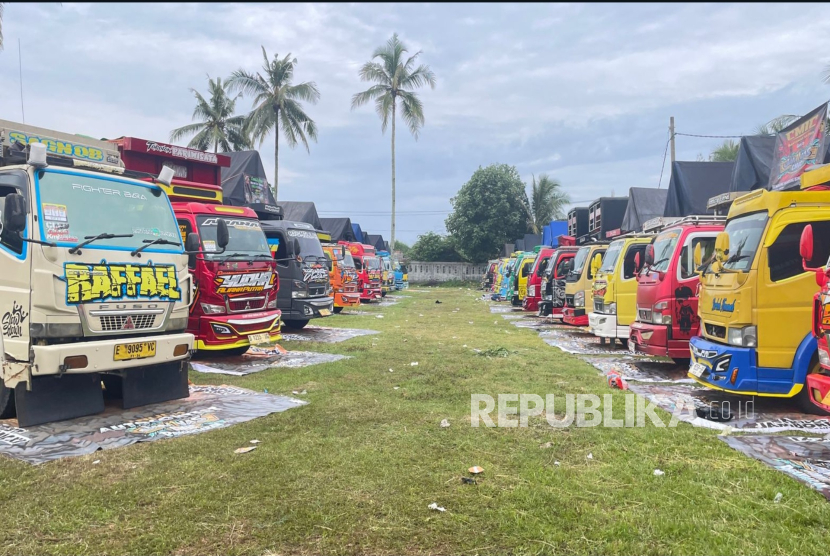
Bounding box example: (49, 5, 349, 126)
(0, 121, 195, 426)
(344, 242, 382, 302)
(322, 242, 361, 314)
(539, 247, 578, 318)
(563, 243, 608, 326)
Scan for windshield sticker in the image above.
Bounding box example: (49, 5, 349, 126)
(303, 266, 329, 282)
(45, 221, 78, 243)
(71, 183, 148, 200)
(133, 227, 179, 239)
(712, 297, 736, 313)
(287, 229, 318, 240)
(203, 240, 217, 252)
(64, 262, 181, 304)
(201, 218, 261, 230)
(42, 203, 68, 222)
(214, 271, 275, 295)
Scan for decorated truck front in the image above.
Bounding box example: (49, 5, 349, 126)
(689, 177, 830, 414)
(539, 247, 578, 317)
(629, 216, 724, 362)
(563, 243, 607, 326)
(377, 250, 394, 295)
(523, 247, 553, 313)
(322, 242, 360, 313)
(0, 122, 194, 426)
(345, 242, 382, 302)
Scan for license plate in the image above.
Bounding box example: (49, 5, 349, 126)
(628, 341, 636, 354)
(319, 308, 331, 316)
(248, 333, 270, 345)
(114, 341, 156, 361)
(690, 361, 707, 378)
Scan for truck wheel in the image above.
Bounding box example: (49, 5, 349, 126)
(618, 338, 629, 349)
(511, 296, 520, 307)
(381, 291, 387, 298)
(0, 382, 15, 419)
(283, 319, 310, 330)
(333, 306, 343, 314)
(671, 358, 690, 367)
(795, 357, 830, 416)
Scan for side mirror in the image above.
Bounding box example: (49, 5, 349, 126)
(325, 258, 333, 271)
(184, 233, 201, 267)
(801, 224, 815, 263)
(216, 219, 230, 250)
(694, 243, 702, 268)
(715, 231, 729, 262)
(590, 253, 602, 276)
(644, 245, 654, 267)
(3, 193, 27, 233)
(634, 252, 642, 272)
(291, 238, 301, 257)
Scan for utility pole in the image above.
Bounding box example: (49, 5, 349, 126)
(669, 116, 675, 163)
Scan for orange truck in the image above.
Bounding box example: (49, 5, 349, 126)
(322, 242, 360, 313)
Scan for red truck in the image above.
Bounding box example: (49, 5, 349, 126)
(523, 247, 554, 313)
(538, 247, 578, 318)
(628, 216, 724, 363)
(342, 242, 382, 302)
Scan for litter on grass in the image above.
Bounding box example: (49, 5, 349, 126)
(468, 466, 484, 474)
(234, 446, 257, 454)
(653, 469, 665, 476)
(440, 419, 450, 428)
(428, 503, 446, 512)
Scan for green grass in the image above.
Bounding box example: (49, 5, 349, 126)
(1, 287, 829, 555)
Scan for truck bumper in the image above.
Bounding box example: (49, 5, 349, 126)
(335, 292, 361, 308)
(194, 310, 282, 351)
(688, 336, 803, 397)
(629, 321, 691, 359)
(284, 297, 334, 319)
(31, 332, 194, 376)
(588, 312, 628, 339)
(563, 307, 587, 327)
(360, 288, 382, 302)
(523, 296, 540, 312)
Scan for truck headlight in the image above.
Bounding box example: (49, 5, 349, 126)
(728, 325, 757, 347)
(574, 291, 585, 308)
(606, 302, 616, 315)
(529, 285, 536, 297)
(819, 347, 830, 367)
(267, 298, 277, 309)
(652, 301, 671, 324)
(201, 302, 225, 314)
(292, 280, 308, 298)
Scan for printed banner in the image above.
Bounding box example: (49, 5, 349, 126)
(768, 103, 828, 190)
(244, 174, 271, 205)
(64, 262, 181, 304)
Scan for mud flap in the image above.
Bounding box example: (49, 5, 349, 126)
(806, 374, 830, 412)
(120, 361, 190, 409)
(14, 374, 104, 427)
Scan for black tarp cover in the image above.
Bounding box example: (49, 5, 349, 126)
(663, 161, 735, 217)
(514, 239, 525, 252)
(621, 187, 669, 232)
(319, 218, 356, 242)
(365, 234, 386, 251)
(729, 135, 830, 192)
(277, 202, 322, 230)
(523, 234, 542, 250)
(220, 151, 277, 207)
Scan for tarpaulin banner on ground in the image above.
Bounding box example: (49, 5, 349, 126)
(768, 103, 828, 191)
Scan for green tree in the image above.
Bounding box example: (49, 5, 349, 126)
(445, 164, 528, 263)
(522, 173, 570, 233)
(755, 115, 799, 135)
(392, 240, 411, 257)
(408, 232, 463, 262)
(351, 33, 436, 260)
(229, 48, 320, 201)
(709, 139, 740, 162)
(169, 76, 250, 153)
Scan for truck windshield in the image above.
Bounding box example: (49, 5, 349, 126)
(599, 240, 624, 273)
(342, 250, 356, 269)
(717, 212, 768, 272)
(197, 216, 270, 258)
(36, 169, 181, 252)
(287, 228, 325, 260)
(366, 257, 381, 269)
(571, 247, 591, 275)
(650, 230, 680, 272)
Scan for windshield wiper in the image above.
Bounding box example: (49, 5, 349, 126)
(69, 233, 134, 255)
(131, 238, 181, 257)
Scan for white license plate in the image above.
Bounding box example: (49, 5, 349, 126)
(628, 341, 636, 355)
(248, 333, 270, 345)
(689, 362, 707, 378)
(319, 308, 331, 316)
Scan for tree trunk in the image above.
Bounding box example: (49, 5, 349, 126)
(390, 96, 396, 254)
(273, 107, 279, 202)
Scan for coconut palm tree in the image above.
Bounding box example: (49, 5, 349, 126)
(0, 3, 5, 51)
(710, 139, 740, 162)
(169, 76, 250, 153)
(228, 48, 319, 201)
(755, 115, 799, 135)
(351, 33, 436, 255)
(522, 174, 570, 234)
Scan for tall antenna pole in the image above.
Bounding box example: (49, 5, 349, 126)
(18, 38, 25, 123)
(669, 116, 675, 163)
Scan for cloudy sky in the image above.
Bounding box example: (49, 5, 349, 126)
(1, 3, 829, 243)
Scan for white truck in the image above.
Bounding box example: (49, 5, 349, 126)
(0, 121, 221, 426)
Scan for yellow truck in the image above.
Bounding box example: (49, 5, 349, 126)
(689, 165, 830, 414)
(588, 235, 652, 346)
(563, 243, 608, 326)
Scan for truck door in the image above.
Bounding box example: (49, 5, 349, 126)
(271, 230, 292, 313)
(618, 241, 648, 326)
(0, 171, 33, 362)
(673, 232, 717, 341)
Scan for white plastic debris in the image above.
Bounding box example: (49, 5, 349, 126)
(462, 344, 467, 348)
(393, 387, 400, 390)
(411, 361, 419, 366)
(774, 492, 783, 504)
(554, 461, 561, 466)
(250, 439, 261, 444)
(419, 314, 424, 317)
(653, 469, 665, 476)
(428, 502, 446, 512)
(389, 368, 394, 373)
(440, 419, 450, 428)
(92, 460, 101, 465)
(468, 321, 474, 324)
(376, 315, 384, 319)
(587, 453, 593, 460)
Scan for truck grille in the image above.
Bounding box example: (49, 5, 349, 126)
(98, 314, 157, 332)
(705, 323, 726, 339)
(344, 284, 358, 293)
(594, 299, 604, 313)
(565, 294, 574, 308)
(308, 285, 327, 296)
(638, 308, 652, 322)
(227, 296, 266, 313)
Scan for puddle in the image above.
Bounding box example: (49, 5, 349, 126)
(191, 347, 350, 376)
(721, 435, 830, 500)
(333, 310, 373, 316)
(540, 327, 648, 356)
(582, 356, 693, 384)
(280, 326, 380, 343)
(489, 305, 523, 314)
(0, 385, 306, 465)
(375, 298, 399, 307)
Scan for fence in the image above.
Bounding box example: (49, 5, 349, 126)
(408, 261, 488, 283)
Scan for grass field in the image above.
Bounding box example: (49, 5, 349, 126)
(1, 286, 829, 555)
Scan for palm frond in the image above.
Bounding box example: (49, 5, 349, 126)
(374, 92, 393, 133)
(285, 81, 320, 104)
(399, 64, 437, 90)
(399, 90, 425, 138)
(169, 122, 208, 142)
(358, 61, 391, 85)
(351, 84, 389, 110)
(227, 70, 269, 98)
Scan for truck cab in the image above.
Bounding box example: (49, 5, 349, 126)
(523, 247, 553, 313)
(512, 251, 537, 306)
(394, 261, 408, 290)
(344, 242, 382, 302)
(259, 218, 333, 329)
(563, 243, 608, 326)
(689, 172, 830, 414)
(629, 216, 724, 362)
(322, 242, 360, 313)
(500, 254, 519, 301)
(539, 247, 578, 317)
(377, 250, 394, 296)
(0, 121, 194, 426)
(588, 235, 652, 346)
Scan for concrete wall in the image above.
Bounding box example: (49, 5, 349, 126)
(408, 261, 488, 283)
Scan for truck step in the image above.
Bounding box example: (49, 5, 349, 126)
(15, 374, 105, 427)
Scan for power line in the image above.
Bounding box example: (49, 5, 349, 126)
(675, 132, 744, 139)
(657, 129, 672, 189)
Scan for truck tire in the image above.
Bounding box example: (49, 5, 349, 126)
(0, 382, 15, 419)
(671, 358, 690, 367)
(795, 356, 830, 416)
(283, 319, 310, 330)
(333, 307, 343, 314)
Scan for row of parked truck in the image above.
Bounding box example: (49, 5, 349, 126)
(484, 161, 830, 416)
(0, 120, 407, 426)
